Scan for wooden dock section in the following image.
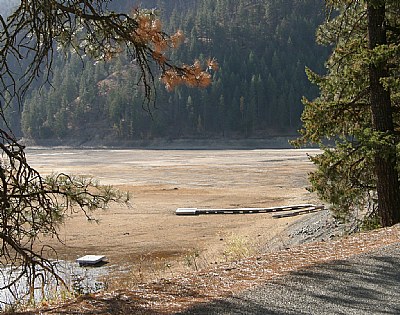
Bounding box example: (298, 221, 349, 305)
(176, 204, 324, 216)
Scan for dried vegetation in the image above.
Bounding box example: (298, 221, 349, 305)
(15, 224, 400, 315)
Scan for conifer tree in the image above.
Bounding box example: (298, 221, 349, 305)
(295, 0, 400, 227)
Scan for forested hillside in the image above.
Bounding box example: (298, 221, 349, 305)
(14, 0, 329, 142)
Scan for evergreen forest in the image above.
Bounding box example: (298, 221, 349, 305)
(6, 0, 330, 142)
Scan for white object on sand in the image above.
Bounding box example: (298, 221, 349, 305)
(76, 255, 106, 266)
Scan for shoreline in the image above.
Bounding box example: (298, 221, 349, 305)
(20, 136, 317, 150)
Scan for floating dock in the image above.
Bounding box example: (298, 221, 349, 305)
(176, 204, 324, 217)
(76, 255, 106, 266)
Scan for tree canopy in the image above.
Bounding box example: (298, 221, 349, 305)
(295, 0, 400, 227)
(0, 0, 214, 108)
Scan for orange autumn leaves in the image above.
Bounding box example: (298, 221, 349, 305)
(131, 10, 218, 91)
(161, 57, 218, 91)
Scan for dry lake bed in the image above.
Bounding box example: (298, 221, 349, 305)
(26, 148, 320, 278)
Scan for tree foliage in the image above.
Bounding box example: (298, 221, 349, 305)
(0, 129, 124, 303)
(295, 0, 400, 227)
(0, 0, 213, 108)
(0, 0, 214, 304)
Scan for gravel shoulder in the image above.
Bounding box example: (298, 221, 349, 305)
(179, 242, 400, 315)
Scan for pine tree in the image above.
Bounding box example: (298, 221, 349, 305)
(295, 0, 400, 227)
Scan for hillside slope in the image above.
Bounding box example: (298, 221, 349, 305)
(13, 0, 329, 142)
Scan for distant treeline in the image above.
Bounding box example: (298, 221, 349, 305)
(4, 0, 329, 141)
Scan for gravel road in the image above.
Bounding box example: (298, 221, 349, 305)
(177, 243, 400, 315)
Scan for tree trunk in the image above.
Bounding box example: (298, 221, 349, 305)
(367, 0, 400, 226)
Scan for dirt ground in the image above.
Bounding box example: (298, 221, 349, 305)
(26, 148, 320, 277)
